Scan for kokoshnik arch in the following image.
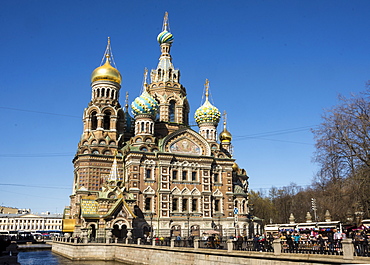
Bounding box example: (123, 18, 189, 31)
(62, 13, 253, 241)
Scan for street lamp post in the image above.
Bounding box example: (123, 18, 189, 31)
(187, 213, 191, 237)
(149, 212, 155, 237)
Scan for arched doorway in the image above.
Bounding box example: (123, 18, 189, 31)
(170, 225, 181, 237)
(190, 225, 200, 237)
(89, 224, 96, 242)
(112, 224, 128, 243)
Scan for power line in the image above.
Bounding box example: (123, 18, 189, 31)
(234, 125, 316, 139)
(234, 136, 313, 145)
(0, 184, 70, 190)
(0, 153, 74, 158)
(0, 106, 80, 118)
(0, 189, 68, 201)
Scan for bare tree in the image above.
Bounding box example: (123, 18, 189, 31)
(312, 88, 370, 219)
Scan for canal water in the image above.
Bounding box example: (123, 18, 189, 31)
(18, 250, 132, 265)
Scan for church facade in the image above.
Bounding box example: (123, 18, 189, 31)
(63, 13, 250, 241)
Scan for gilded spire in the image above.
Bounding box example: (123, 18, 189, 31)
(205, 79, 209, 100)
(162, 12, 169, 31)
(100, 37, 117, 68)
(125, 92, 129, 112)
(194, 79, 221, 125)
(143, 68, 148, 86)
(91, 38, 122, 84)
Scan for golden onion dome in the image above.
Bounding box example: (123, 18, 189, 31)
(220, 127, 232, 143)
(91, 56, 122, 84)
(232, 162, 239, 172)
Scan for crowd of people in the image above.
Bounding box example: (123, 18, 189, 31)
(228, 228, 370, 256)
(138, 227, 370, 256)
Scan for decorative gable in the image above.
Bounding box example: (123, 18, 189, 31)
(213, 189, 223, 197)
(143, 186, 156, 195)
(162, 128, 211, 156)
(171, 187, 181, 195)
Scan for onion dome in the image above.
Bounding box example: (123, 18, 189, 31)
(157, 12, 174, 44)
(157, 30, 174, 44)
(91, 55, 122, 84)
(232, 162, 239, 172)
(131, 89, 159, 117)
(194, 79, 221, 125)
(219, 110, 232, 142)
(194, 100, 221, 124)
(220, 127, 232, 142)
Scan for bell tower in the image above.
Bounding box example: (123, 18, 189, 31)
(72, 38, 126, 192)
(148, 12, 190, 137)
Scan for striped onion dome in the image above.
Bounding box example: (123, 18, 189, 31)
(157, 30, 174, 44)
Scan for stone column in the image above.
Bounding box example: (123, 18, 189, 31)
(273, 239, 281, 256)
(227, 239, 233, 252)
(194, 238, 199, 249)
(81, 228, 88, 244)
(342, 238, 354, 260)
(105, 228, 112, 244)
(137, 238, 141, 245)
(127, 229, 132, 244)
(152, 238, 156, 247)
(171, 238, 175, 248)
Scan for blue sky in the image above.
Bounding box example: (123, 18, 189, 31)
(1, 0, 370, 213)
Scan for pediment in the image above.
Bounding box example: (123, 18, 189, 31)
(171, 187, 181, 195)
(143, 186, 155, 194)
(191, 188, 201, 196)
(213, 189, 223, 197)
(162, 128, 211, 156)
(181, 187, 191, 195)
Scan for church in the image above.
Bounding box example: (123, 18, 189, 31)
(62, 13, 251, 241)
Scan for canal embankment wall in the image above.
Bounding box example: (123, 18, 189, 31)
(52, 241, 370, 265)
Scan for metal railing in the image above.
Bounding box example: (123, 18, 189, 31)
(198, 239, 227, 249)
(353, 241, 370, 257)
(54, 235, 369, 261)
(280, 240, 343, 255)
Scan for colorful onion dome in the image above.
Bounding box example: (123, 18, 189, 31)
(195, 80, 221, 125)
(220, 127, 232, 142)
(131, 89, 159, 117)
(157, 30, 174, 44)
(91, 56, 122, 84)
(194, 99, 221, 125)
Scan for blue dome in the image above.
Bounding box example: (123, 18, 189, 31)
(131, 90, 159, 117)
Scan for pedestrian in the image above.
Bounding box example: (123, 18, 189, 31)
(286, 232, 294, 253)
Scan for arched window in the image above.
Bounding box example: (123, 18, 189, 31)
(145, 197, 152, 211)
(141, 122, 145, 132)
(101, 88, 105, 97)
(91, 111, 97, 130)
(103, 110, 111, 130)
(169, 100, 176, 122)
